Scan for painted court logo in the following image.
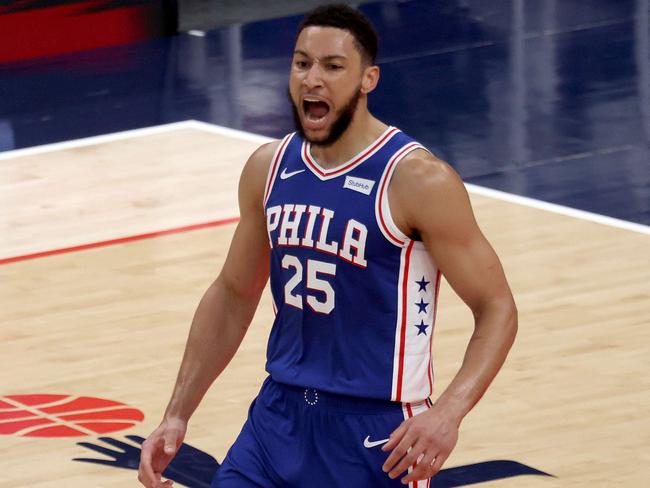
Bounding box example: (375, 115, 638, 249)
(1, 393, 553, 487)
(0, 394, 144, 437)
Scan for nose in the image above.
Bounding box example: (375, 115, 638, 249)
(303, 62, 323, 89)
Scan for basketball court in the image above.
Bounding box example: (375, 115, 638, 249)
(1, 121, 648, 486)
(1, 0, 649, 486)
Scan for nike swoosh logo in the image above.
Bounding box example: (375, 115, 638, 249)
(280, 168, 306, 180)
(363, 436, 390, 449)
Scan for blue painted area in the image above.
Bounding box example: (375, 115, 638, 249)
(73, 435, 553, 487)
(0, 0, 648, 224)
(74, 434, 219, 486)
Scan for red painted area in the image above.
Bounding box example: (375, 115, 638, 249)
(60, 407, 144, 422)
(0, 417, 52, 435)
(6, 394, 67, 406)
(78, 421, 137, 434)
(0, 410, 36, 421)
(41, 396, 123, 414)
(0, 1, 165, 64)
(26, 425, 87, 437)
(0, 217, 240, 266)
(0, 394, 144, 437)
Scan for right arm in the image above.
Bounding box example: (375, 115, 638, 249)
(138, 141, 279, 488)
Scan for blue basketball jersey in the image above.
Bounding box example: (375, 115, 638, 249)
(263, 127, 440, 403)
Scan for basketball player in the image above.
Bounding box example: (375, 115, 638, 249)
(138, 5, 517, 487)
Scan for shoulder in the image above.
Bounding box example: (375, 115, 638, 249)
(391, 148, 465, 198)
(244, 139, 283, 177)
(238, 139, 283, 209)
(240, 139, 284, 187)
(389, 148, 473, 235)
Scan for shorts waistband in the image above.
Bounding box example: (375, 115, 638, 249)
(263, 376, 429, 414)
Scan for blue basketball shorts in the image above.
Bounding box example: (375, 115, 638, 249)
(211, 376, 432, 488)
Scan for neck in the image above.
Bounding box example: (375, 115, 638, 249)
(310, 107, 388, 169)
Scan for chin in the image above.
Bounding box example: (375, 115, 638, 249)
(300, 123, 331, 144)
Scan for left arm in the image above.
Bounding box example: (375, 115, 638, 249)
(381, 153, 518, 483)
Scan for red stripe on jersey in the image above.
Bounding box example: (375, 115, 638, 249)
(427, 271, 442, 396)
(377, 142, 421, 246)
(263, 134, 292, 205)
(428, 271, 442, 395)
(406, 402, 414, 418)
(395, 240, 415, 402)
(303, 127, 399, 177)
(405, 403, 418, 488)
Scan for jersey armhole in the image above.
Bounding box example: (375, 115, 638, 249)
(374, 142, 429, 247)
(262, 132, 294, 208)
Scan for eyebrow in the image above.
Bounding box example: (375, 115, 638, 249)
(293, 50, 348, 61)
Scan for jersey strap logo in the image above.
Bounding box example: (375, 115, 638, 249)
(344, 176, 375, 195)
(363, 435, 390, 448)
(280, 168, 306, 180)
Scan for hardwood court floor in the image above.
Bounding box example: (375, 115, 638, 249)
(1, 125, 648, 487)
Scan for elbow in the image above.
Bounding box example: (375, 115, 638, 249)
(473, 294, 518, 342)
(214, 272, 266, 305)
(493, 295, 518, 352)
(506, 298, 518, 343)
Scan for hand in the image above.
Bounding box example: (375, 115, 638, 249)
(74, 433, 220, 487)
(381, 405, 459, 484)
(138, 418, 187, 487)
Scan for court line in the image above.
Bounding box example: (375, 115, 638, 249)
(0, 120, 647, 265)
(0, 120, 271, 161)
(0, 121, 200, 161)
(465, 184, 650, 235)
(0, 218, 240, 265)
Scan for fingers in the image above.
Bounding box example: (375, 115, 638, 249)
(429, 451, 449, 477)
(401, 449, 437, 484)
(381, 427, 417, 476)
(399, 448, 451, 484)
(138, 437, 161, 487)
(163, 429, 179, 456)
(382, 420, 409, 452)
(386, 438, 426, 480)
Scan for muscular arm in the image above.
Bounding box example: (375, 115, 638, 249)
(382, 152, 518, 482)
(138, 141, 278, 488)
(163, 143, 275, 422)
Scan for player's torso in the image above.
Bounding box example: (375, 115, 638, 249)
(263, 127, 440, 403)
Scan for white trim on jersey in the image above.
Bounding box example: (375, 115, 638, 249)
(374, 142, 429, 247)
(401, 400, 433, 488)
(391, 241, 439, 403)
(271, 293, 278, 316)
(301, 126, 400, 181)
(263, 133, 294, 207)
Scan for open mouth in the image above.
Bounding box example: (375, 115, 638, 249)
(303, 98, 331, 123)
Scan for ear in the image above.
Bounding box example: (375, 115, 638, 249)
(360, 65, 380, 94)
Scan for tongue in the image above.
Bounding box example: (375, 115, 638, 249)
(308, 101, 329, 119)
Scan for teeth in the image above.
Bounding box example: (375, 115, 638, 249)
(304, 98, 321, 102)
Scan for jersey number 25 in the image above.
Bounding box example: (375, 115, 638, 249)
(282, 254, 336, 314)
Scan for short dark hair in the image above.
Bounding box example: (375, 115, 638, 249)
(297, 4, 379, 65)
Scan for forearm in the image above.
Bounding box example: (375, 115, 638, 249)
(163, 276, 262, 422)
(434, 296, 517, 424)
